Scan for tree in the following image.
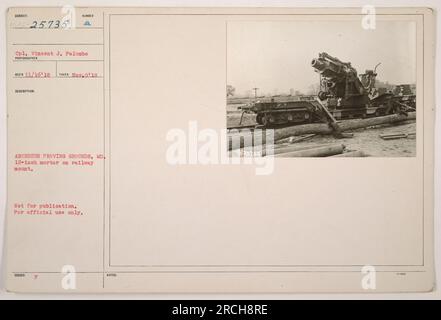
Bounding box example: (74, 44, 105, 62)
(226, 85, 235, 97)
(307, 83, 321, 95)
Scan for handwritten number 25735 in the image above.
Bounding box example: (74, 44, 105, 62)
(29, 20, 69, 29)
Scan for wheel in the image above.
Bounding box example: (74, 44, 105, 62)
(256, 114, 264, 125)
(318, 91, 328, 101)
(262, 114, 275, 127)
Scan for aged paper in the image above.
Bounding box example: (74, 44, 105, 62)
(5, 7, 435, 293)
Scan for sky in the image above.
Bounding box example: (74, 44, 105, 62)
(227, 20, 416, 97)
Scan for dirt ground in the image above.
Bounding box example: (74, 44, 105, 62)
(275, 121, 416, 157)
(227, 107, 416, 157)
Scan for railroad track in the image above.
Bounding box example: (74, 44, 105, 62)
(227, 122, 304, 133)
(227, 124, 260, 132)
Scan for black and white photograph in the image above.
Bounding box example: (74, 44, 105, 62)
(227, 20, 417, 157)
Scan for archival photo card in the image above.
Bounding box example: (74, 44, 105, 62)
(4, 7, 434, 293)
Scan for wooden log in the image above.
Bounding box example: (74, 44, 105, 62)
(271, 143, 332, 156)
(331, 150, 367, 157)
(277, 133, 316, 143)
(380, 132, 416, 140)
(227, 130, 273, 151)
(227, 112, 416, 150)
(380, 134, 408, 140)
(275, 144, 345, 158)
(228, 147, 263, 157)
(274, 112, 416, 142)
(380, 133, 404, 137)
(339, 133, 354, 138)
(228, 143, 335, 157)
